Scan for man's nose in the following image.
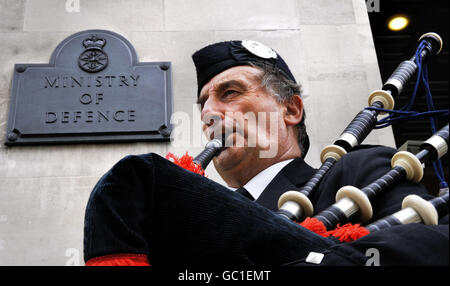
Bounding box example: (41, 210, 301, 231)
(201, 98, 225, 127)
(202, 112, 224, 129)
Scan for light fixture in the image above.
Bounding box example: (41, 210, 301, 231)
(388, 15, 409, 31)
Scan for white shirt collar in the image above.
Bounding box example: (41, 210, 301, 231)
(228, 159, 294, 200)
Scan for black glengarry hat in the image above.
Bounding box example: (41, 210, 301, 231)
(192, 40, 297, 96)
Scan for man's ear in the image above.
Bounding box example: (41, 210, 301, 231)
(284, 95, 303, 126)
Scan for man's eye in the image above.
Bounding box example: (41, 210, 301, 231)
(224, 90, 238, 97)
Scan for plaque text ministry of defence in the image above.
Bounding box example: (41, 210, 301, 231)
(5, 30, 173, 145)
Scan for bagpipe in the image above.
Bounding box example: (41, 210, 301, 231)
(277, 32, 446, 223)
(169, 32, 448, 244)
(311, 124, 448, 242)
(83, 32, 449, 267)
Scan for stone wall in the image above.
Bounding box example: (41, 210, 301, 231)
(0, 0, 394, 265)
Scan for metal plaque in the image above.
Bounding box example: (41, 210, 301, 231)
(5, 30, 172, 145)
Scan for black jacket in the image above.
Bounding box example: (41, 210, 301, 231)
(259, 145, 442, 221)
(84, 145, 448, 266)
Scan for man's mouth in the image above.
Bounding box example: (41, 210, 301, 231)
(207, 122, 239, 140)
(203, 115, 247, 149)
(209, 129, 244, 147)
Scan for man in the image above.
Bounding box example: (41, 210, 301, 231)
(83, 40, 448, 266)
(194, 40, 309, 207)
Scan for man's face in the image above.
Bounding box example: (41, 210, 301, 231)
(198, 65, 290, 178)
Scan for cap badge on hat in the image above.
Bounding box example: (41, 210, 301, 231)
(241, 40, 277, 59)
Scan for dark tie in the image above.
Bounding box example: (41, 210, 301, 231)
(236, 187, 254, 201)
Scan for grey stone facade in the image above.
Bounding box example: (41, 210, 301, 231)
(0, 0, 394, 265)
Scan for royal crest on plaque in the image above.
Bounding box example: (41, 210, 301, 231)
(78, 35, 109, 73)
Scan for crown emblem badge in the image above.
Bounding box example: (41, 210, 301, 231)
(78, 35, 108, 73)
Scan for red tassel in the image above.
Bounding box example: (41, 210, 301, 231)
(326, 223, 370, 242)
(299, 217, 328, 237)
(165, 152, 206, 176)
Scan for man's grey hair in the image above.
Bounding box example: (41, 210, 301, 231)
(250, 61, 308, 155)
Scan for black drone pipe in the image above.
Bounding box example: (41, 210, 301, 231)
(276, 32, 443, 222)
(313, 124, 448, 231)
